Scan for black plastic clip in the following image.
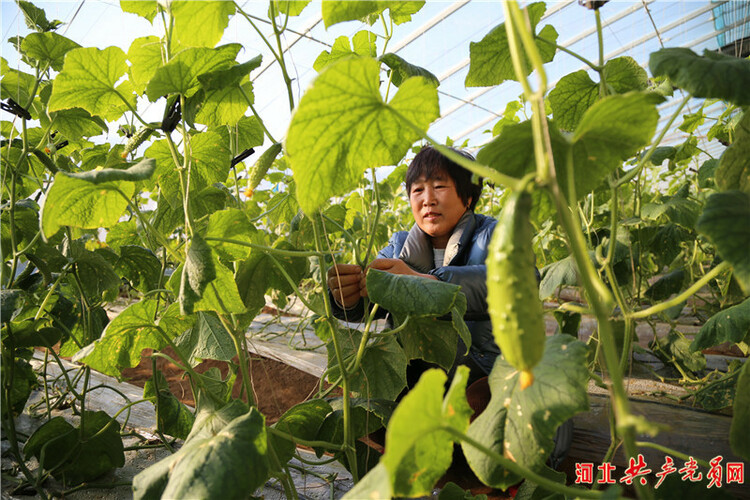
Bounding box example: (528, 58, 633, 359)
(161, 97, 182, 133)
(231, 148, 255, 167)
(1, 98, 32, 120)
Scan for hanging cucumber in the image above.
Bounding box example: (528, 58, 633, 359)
(487, 189, 545, 389)
(244, 142, 282, 198)
(121, 126, 154, 158)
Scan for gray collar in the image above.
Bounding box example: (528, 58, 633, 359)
(398, 211, 476, 273)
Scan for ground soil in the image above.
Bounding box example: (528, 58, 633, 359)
(120, 347, 322, 424)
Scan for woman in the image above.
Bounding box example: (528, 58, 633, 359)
(327, 145, 498, 383)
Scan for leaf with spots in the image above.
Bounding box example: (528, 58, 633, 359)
(395, 316, 457, 371)
(73, 301, 194, 378)
(382, 367, 473, 497)
(690, 297, 750, 352)
(463, 335, 589, 489)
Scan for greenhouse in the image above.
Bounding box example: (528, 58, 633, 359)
(1, 0, 749, 498)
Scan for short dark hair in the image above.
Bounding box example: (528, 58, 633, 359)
(405, 146, 482, 210)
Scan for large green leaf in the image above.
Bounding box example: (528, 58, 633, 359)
(144, 370, 195, 439)
(651, 330, 706, 375)
(42, 108, 107, 142)
(74, 301, 193, 378)
(270, 0, 311, 17)
(326, 328, 407, 400)
(397, 316, 458, 371)
(137, 408, 268, 500)
(463, 335, 589, 489)
(649, 48, 750, 106)
(195, 83, 253, 127)
(730, 362, 750, 461)
(21, 32, 80, 71)
(696, 191, 750, 293)
(171, 1, 235, 49)
(366, 268, 463, 317)
(322, 1, 379, 27)
(127, 36, 163, 95)
(179, 235, 216, 315)
(67, 157, 155, 184)
(465, 3, 557, 87)
(380, 53, 439, 88)
(382, 366, 472, 497)
(1, 57, 36, 106)
(716, 112, 750, 194)
(343, 462, 392, 499)
(691, 298, 750, 352)
(48, 46, 134, 120)
(313, 31, 376, 72)
(173, 311, 236, 367)
(145, 44, 242, 101)
(170, 253, 247, 316)
(204, 208, 261, 261)
(24, 411, 124, 485)
(115, 245, 161, 293)
(16, 0, 63, 32)
(66, 242, 122, 302)
(41, 174, 132, 238)
(286, 56, 439, 214)
(198, 56, 262, 90)
(539, 253, 580, 299)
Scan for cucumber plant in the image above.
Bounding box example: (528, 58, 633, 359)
(1, 1, 748, 499)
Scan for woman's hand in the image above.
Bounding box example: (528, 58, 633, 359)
(327, 264, 365, 308)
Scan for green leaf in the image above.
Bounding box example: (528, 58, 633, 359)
(3, 358, 37, 413)
(716, 112, 750, 194)
(204, 208, 260, 261)
(286, 56, 439, 214)
(16, 0, 63, 32)
(322, 1, 379, 27)
(198, 56, 262, 90)
(465, 3, 557, 87)
(699, 158, 719, 189)
(649, 48, 750, 106)
(21, 32, 80, 71)
(691, 298, 750, 352)
(548, 70, 598, 131)
(270, 0, 311, 17)
(195, 83, 253, 127)
(380, 53, 439, 88)
(115, 245, 161, 293)
(74, 301, 193, 377)
(270, 399, 332, 464)
(44, 108, 107, 142)
(326, 328, 407, 400)
(156, 408, 268, 499)
(48, 46, 134, 120)
(173, 311, 236, 366)
(25, 411, 124, 485)
(539, 254, 580, 299)
(171, 253, 247, 316)
(213, 115, 265, 152)
(396, 316, 457, 371)
(171, 1, 235, 49)
(650, 330, 706, 374)
(604, 56, 649, 93)
(1, 57, 36, 105)
(343, 462, 392, 500)
(367, 268, 463, 317)
(383, 366, 472, 497)
(313, 31, 376, 72)
(463, 335, 589, 489)
(41, 174, 132, 238)
(120, 1, 158, 22)
(678, 112, 705, 134)
(127, 36, 163, 95)
(145, 44, 242, 101)
(566, 92, 661, 196)
(179, 235, 216, 315)
(382, 1, 425, 25)
(438, 482, 489, 500)
(730, 361, 750, 461)
(144, 370, 195, 439)
(67, 242, 122, 301)
(696, 191, 750, 293)
(644, 269, 686, 302)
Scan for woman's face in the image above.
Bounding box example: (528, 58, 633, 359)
(409, 171, 469, 249)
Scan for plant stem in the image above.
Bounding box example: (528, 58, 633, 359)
(362, 167, 382, 265)
(312, 215, 359, 482)
(267, 426, 346, 451)
(628, 262, 729, 320)
(203, 236, 331, 257)
(635, 441, 711, 469)
(595, 8, 606, 97)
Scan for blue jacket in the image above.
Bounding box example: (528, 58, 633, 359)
(332, 210, 500, 374)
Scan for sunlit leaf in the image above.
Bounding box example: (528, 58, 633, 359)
(21, 32, 80, 71)
(270, 0, 311, 17)
(286, 56, 438, 214)
(127, 36, 163, 95)
(548, 70, 598, 131)
(171, 1, 235, 49)
(380, 53, 439, 87)
(16, 0, 62, 32)
(465, 3, 557, 87)
(270, 399, 332, 465)
(48, 46, 134, 120)
(367, 268, 463, 317)
(0, 57, 35, 106)
(173, 311, 236, 367)
(120, 1, 158, 22)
